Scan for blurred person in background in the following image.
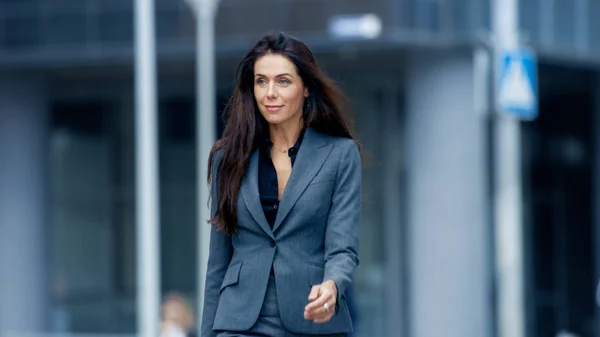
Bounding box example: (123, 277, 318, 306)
(160, 292, 196, 337)
(201, 31, 361, 337)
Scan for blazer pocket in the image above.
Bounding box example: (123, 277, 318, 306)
(220, 261, 242, 292)
(307, 263, 325, 286)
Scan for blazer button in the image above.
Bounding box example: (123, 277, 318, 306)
(269, 240, 276, 247)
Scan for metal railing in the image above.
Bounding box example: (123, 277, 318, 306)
(0, 0, 193, 50)
(518, 0, 600, 55)
(0, 0, 491, 66)
(5, 0, 600, 66)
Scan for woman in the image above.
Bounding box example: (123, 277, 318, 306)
(201, 31, 361, 337)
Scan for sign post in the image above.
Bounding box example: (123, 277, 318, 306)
(184, 0, 221, 326)
(133, 1, 160, 337)
(492, 0, 538, 337)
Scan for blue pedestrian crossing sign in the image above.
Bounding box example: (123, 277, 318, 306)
(497, 48, 538, 120)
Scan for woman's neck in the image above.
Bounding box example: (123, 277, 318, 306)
(268, 119, 303, 150)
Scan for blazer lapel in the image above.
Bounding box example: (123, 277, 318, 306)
(240, 150, 275, 239)
(272, 128, 333, 232)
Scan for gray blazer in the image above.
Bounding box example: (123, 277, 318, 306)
(200, 127, 361, 336)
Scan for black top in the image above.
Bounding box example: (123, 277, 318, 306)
(258, 130, 305, 228)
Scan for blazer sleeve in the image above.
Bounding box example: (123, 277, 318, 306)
(323, 140, 361, 310)
(200, 152, 233, 337)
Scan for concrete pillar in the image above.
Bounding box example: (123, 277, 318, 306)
(0, 76, 49, 332)
(405, 52, 491, 337)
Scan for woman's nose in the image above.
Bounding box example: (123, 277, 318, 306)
(266, 83, 278, 98)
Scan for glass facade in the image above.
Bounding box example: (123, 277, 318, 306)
(50, 99, 136, 332)
(521, 66, 598, 337)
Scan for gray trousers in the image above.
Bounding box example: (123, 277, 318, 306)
(216, 275, 347, 337)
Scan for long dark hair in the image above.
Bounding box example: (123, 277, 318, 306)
(208, 31, 359, 235)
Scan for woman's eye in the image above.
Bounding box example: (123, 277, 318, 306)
(279, 79, 290, 85)
(256, 79, 266, 85)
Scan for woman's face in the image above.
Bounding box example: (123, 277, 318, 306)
(253, 53, 308, 127)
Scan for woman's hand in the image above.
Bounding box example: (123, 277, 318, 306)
(304, 280, 337, 323)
